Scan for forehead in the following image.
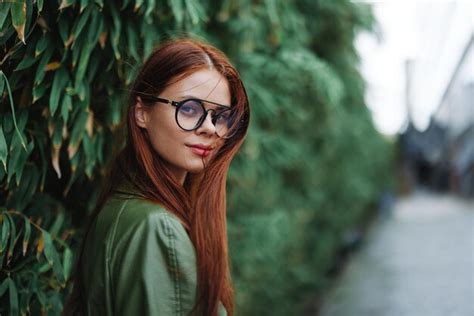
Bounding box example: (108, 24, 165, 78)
(163, 69, 231, 106)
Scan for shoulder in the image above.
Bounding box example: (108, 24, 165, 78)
(102, 198, 199, 315)
(100, 196, 190, 250)
(104, 196, 197, 280)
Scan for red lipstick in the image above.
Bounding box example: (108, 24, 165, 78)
(186, 144, 213, 157)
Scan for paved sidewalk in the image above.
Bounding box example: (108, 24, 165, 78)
(318, 190, 474, 316)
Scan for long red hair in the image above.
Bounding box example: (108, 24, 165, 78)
(63, 38, 250, 315)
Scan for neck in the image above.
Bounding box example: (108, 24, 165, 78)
(165, 163, 187, 186)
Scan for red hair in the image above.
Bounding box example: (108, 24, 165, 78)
(64, 38, 250, 315)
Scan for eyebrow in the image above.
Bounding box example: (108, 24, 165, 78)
(178, 95, 231, 109)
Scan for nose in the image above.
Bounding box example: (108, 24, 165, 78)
(195, 109, 217, 136)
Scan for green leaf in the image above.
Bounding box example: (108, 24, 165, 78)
(0, 71, 26, 150)
(0, 72, 4, 94)
(80, 0, 89, 12)
(0, 277, 9, 297)
(121, 0, 132, 10)
(0, 3, 11, 31)
(13, 54, 36, 71)
(86, 53, 100, 82)
(14, 141, 34, 186)
(0, 26, 15, 48)
(184, 0, 206, 25)
(6, 135, 22, 184)
(68, 108, 89, 157)
(145, 0, 156, 22)
(95, 130, 104, 165)
(11, 26, 36, 69)
(35, 33, 49, 57)
(61, 93, 72, 124)
(75, 79, 89, 102)
(35, 286, 46, 305)
(58, 13, 71, 46)
(19, 286, 33, 316)
(126, 21, 139, 62)
(109, 3, 121, 60)
(50, 67, 69, 116)
(169, 0, 184, 26)
(125, 67, 136, 87)
(35, 134, 47, 191)
(49, 211, 64, 238)
(95, 0, 104, 9)
(64, 150, 81, 193)
(74, 43, 92, 87)
(135, 0, 144, 11)
(86, 8, 101, 46)
(9, 278, 19, 316)
(41, 229, 65, 285)
(0, 123, 7, 171)
(264, 0, 280, 25)
(71, 29, 85, 68)
(10, 1, 26, 43)
(4, 212, 16, 265)
(33, 47, 53, 85)
(141, 21, 156, 59)
(83, 133, 95, 178)
(9, 163, 38, 211)
(37, 0, 44, 13)
(108, 94, 121, 126)
(32, 83, 47, 103)
(59, 0, 75, 10)
(16, 108, 28, 131)
(22, 215, 31, 256)
(0, 213, 10, 255)
(63, 247, 73, 280)
(70, 4, 92, 48)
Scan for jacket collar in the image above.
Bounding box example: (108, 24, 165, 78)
(113, 179, 144, 199)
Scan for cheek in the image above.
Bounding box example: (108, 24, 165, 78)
(146, 112, 184, 153)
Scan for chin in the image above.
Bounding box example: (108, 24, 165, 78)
(183, 162, 206, 174)
(182, 153, 216, 174)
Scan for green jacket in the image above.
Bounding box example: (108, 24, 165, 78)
(81, 189, 228, 316)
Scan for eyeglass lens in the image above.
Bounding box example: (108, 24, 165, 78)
(176, 99, 238, 138)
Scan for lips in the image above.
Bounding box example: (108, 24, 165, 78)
(187, 144, 213, 150)
(186, 144, 214, 157)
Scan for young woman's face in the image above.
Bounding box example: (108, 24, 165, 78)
(135, 68, 231, 184)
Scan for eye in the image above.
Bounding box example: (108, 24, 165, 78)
(215, 109, 232, 123)
(178, 100, 202, 117)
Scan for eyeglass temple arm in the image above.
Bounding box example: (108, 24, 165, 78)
(141, 94, 231, 109)
(153, 97, 174, 105)
(143, 95, 179, 107)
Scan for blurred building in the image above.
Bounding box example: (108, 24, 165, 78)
(434, 34, 474, 197)
(399, 2, 473, 197)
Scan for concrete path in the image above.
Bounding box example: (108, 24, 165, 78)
(318, 189, 474, 316)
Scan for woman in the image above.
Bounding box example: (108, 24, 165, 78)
(63, 38, 250, 316)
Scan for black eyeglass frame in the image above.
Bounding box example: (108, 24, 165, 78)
(143, 95, 238, 139)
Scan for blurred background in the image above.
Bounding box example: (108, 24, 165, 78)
(358, 0, 473, 198)
(0, 0, 472, 315)
(318, 1, 474, 315)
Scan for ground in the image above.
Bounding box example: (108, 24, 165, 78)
(318, 189, 474, 316)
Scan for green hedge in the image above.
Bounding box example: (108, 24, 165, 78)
(0, 1, 395, 315)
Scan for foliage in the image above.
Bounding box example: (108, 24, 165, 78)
(0, 0, 394, 315)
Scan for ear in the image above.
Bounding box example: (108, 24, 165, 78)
(134, 96, 149, 129)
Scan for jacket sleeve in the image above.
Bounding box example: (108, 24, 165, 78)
(110, 211, 198, 316)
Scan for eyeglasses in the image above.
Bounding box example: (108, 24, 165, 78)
(142, 95, 239, 139)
